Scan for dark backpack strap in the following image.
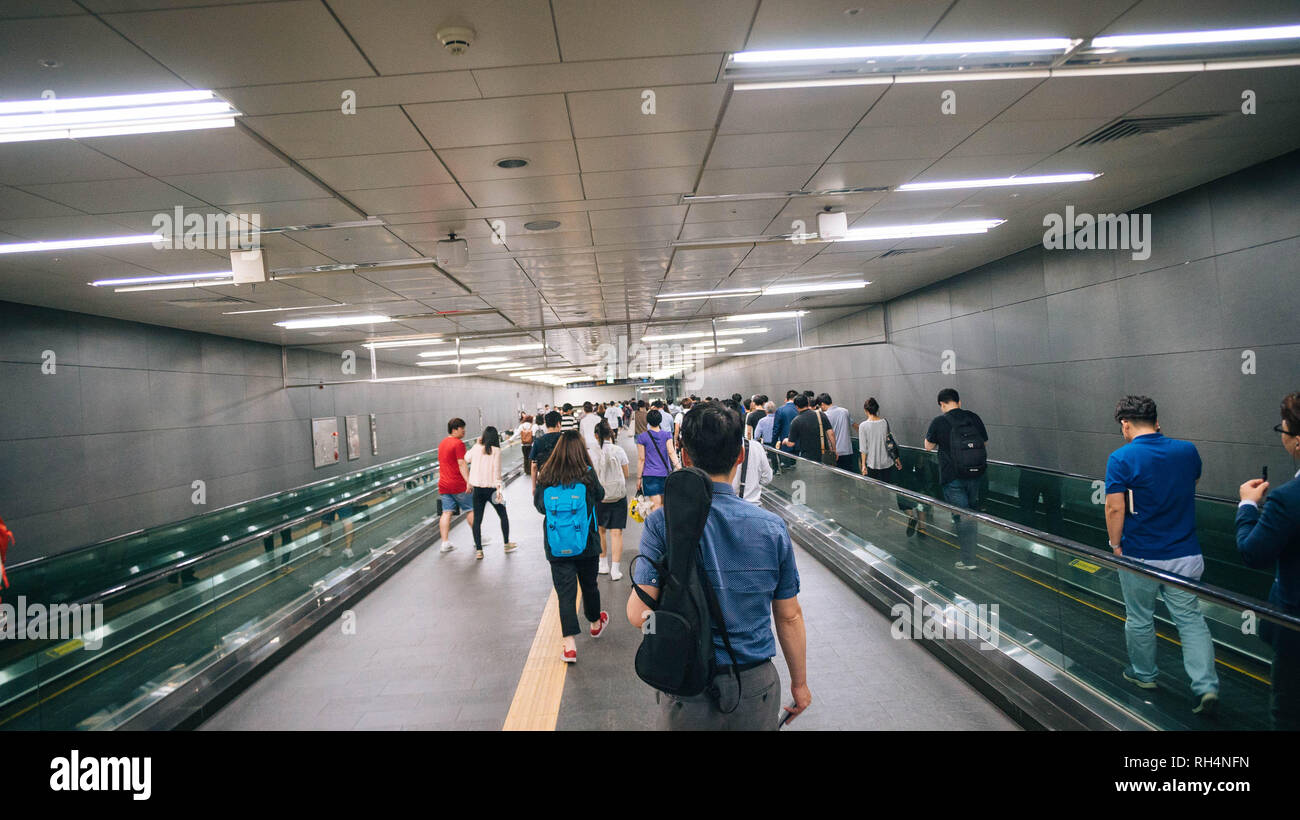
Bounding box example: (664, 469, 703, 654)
(738, 440, 751, 497)
(627, 553, 660, 608)
(649, 431, 670, 475)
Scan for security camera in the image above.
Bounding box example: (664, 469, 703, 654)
(436, 233, 469, 268)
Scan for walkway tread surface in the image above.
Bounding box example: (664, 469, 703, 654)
(202, 436, 1017, 731)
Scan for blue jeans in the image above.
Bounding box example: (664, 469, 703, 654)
(942, 478, 981, 564)
(1117, 554, 1219, 696)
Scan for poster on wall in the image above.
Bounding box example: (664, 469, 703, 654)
(345, 415, 361, 460)
(311, 417, 339, 468)
(369, 413, 378, 455)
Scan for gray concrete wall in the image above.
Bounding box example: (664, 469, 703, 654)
(0, 301, 552, 563)
(689, 150, 1300, 499)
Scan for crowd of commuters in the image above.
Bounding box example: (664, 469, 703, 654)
(430, 382, 1300, 730)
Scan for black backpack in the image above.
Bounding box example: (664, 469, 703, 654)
(630, 467, 741, 705)
(948, 410, 987, 477)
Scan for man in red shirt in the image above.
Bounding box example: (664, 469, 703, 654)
(438, 418, 474, 553)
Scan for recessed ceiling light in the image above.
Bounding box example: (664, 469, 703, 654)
(495, 157, 529, 169)
(731, 38, 1076, 64)
(38, 58, 61, 69)
(275, 314, 392, 329)
(524, 219, 561, 231)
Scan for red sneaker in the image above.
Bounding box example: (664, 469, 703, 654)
(561, 648, 577, 663)
(590, 611, 610, 638)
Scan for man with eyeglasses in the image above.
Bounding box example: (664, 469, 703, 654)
(1105, 395, 1219, 716)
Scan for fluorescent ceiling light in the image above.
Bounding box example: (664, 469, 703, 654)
(113, 279, 233, 293)
(732, 38, 1075, 63)
(477, 362, 528, 370)
(838, 219, 1004, 241)
(721, 311, 807, 322)
(1092, 24, 1300, 49)
(640, 327, 767, 342)
(654, 287, 761, 302)
(897, 173, 1099, 191)
(0, 90, 240, 144)
(275, 314, 392, 329)
(469, 342, 544, 353)
(362, 337, 444, 349)
(222, 303, 346, 315)
(417, 356, 508, 366)
(0, 234, 158, 255)
(92, 270, 234, 287)
(762, 281, 867, 296)
(735, 77, 896, 90)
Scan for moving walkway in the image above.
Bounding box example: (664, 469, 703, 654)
(0, 440, 524, 730)
(760, 445, 1297, 730)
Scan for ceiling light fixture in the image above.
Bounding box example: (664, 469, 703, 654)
(837, 219, 1005, 241)
(275, 314, 393, 329)
(1, 233, 159, 255)
(91, 270, 234, 287)
(361, 336, 444, 349)
(417, 356, 508, 366)
(897, 173, 1100, 191)
(222, 303, 346, 315)
(523, 219, 561, 231)
(731, 38, 1076, 64)
(721, 311, 808, 322)
(762, 280, 867, 296)
(640, 326, 767, 342)
(654, 287, 761, 302)
(0, 89, 239, 144)
(495, 157, 529, 169)
(1091, 24, 1300, 49)
(112, 280, 234, 293)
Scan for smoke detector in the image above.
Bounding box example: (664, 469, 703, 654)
(437, 26, 475, 56)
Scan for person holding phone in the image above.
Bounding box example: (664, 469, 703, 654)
(1236, 391, 1300, 730)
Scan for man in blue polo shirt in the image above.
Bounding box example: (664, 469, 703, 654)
(1105, 395, 1219, 716)
(627, 401, 810, 730)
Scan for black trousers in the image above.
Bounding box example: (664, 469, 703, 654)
(1271, 627, 1300, 731)
(521, 445, 532, 475)
(470, 485, 509, 549)
(835, 454, 856, 472)
(867, 465, 914, 512)
(550, 556, 601, 637)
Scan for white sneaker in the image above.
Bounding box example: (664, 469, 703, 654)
(440, 542, 456, 553)
(322, 546, 332, 557)
(598, 557, 610, 575)
(610, 562, 622, 582)
(342, 547, 355, 559)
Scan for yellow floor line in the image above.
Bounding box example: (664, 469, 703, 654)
(502, 588, 585, 731)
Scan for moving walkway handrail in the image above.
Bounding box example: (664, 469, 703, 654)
(4, 447, 442, 573)
(761, 443, 1300, 631)
(895, 443, 1236, 505)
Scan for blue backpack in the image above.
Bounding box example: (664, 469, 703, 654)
(543, 478, 596, 558)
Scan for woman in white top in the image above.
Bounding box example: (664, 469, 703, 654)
(590, 419, 630, 580)
(465, 426, 517, 560)
(858, 397, 923, 536)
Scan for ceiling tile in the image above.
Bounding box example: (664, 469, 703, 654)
(568, 84, 727, 138)
(438, 141, 579, 181)
(162, 167, 330, 206)
(341, 184, 474, 214)
(460, 175, 585, 208)
(301, 152, 454, 190)
(406, 95, 573, 149)
(552, 0, 755, 60)
(577, 132, 712, 172)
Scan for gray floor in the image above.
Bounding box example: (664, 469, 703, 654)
(202, 434, 1017, 731)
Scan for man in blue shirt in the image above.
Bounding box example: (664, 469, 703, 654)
(771, 390, 800, 472)
(627, 402, 810, 730)
(1105, 395, 1219, 715)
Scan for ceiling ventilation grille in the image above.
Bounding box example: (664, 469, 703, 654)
(1076, 113, 1224, 146)
(879, 247, 943, 259)
(165, 296, 248, 308)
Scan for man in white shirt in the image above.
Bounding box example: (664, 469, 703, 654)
(579, 400, 600, 449)
(604, 401, 622, 441)
(733, 431, 774, 503)
(673, 397, 691, 449)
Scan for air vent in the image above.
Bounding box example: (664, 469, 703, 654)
(165, 296, 248, 308)
(880, 247, 944, 259)
(1076, 113, 1224, 146)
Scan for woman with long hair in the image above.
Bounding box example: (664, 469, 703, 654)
(590, 419, 629, 580)
(466, 426, 516, 560)
(533, 430, 608, 662)
(859, 397, 924, 537)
